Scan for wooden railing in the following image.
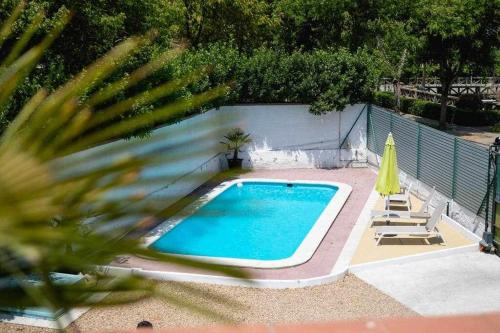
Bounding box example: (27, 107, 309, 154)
(380, 77, 499, 98)
(379, 77, 499, 106)
(408, 76, 499, 86)
(399, 87, 458, 105)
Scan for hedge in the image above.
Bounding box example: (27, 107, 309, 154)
(170, 44, 381, 115)
(492, 122, 500, 133)
(373, 91, 500, 126)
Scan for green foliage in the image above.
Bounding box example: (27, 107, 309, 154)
(400, 97, 415, 114)
(452, 109, 500, 127)
(306, 48, 381, 114)
(1, 0, 498, 132)
(455, 94, 484, 112)
(0, 3, 244, 326)
(0, 0, 388, 135)
(373, 91, 396, 109)
(367, 0, 422, 78)
(414, 0, 499, 127)
(274, 0, 379, 51)
(491, 122, 500, 133)
(0, 0, 179, 130)
(173, 0, 276, 50)
(274, 0, 355, 50)
(373, 92, 500, 127)
(237, 47, 379, 113)
(169, 42, 241, 111)
(408, 100, 441, 119)
(368, 19, 419, 79)
(168, 45, 380, 114)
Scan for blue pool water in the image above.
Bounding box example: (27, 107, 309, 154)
(0, 273, 82, 320)
(151, 181, 338, 260)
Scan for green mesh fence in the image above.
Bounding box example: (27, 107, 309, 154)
(367, 105, 493, 219)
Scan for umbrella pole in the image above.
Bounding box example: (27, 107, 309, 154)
(385, 195, 390, 224)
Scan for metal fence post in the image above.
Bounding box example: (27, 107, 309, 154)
(416, 124, 421, 180)
(369, 106, 491, 221)
(367, 104, 381, 166)
(367, 104, 371, 149)
(451, 138, 458, 199)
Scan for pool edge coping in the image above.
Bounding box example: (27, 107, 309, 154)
(105, 187, 481, 288)
(102, 185, 377, 289)
(142, 178, 353, 269)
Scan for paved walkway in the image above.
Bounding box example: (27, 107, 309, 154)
(354, 252, 500, 316)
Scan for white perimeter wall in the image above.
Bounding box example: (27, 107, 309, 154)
(68, 104, 367, 226)
(217, 104, 367, 169)
(69, 104, 484, 236)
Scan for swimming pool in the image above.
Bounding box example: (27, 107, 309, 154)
(0, 273, 82, 320)
(146, 179, 351, 268)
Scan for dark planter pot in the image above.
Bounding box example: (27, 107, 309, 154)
(227, 158, 243, 169)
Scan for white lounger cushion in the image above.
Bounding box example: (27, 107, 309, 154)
(371, 210, 430, 219)
(373, 201, 447, 245)
(374, 186, 436, 221)
(375, 225, 433, 235)
(388, 193, 407, 202)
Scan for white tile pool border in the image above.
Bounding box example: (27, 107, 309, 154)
(142, 178, 352, 269)
(106, 186, 481, 289)
(103, 182, 377, 289)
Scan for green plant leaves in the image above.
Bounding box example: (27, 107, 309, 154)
(0, 2, 245, 327)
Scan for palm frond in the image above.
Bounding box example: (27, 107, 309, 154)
(0, 1, 246, 327)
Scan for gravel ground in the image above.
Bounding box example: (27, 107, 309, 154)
(1, 274, 416, 332)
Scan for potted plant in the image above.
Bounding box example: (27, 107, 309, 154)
(220, 128, 252, 169)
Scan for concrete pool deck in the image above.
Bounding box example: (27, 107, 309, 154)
(108, 168, 481, 286)
(355, 252, 500, 316)
(108, 168, 377, 282)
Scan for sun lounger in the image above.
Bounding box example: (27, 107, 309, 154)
(372, 187, 436, 221)
(385, 183, 413, 211)
(374, 201, 447, 246)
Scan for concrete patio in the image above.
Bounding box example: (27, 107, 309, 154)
(355, 251, 500, 316)
(350, 193, 476, 265)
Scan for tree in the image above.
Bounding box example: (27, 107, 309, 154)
(414, 0, 499, 129)
(0, 0, 180, 130)
(369, 19, 419, 110)
(0, 3, 244, 328)
(176, 0, 275, 50)
(273, 0, 358, 51)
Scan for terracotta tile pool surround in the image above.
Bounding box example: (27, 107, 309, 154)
(108, 168, 377, 281)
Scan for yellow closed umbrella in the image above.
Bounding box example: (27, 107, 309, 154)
(375, 133, 400, 200)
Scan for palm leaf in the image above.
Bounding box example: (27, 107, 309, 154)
(0, 1, 247, 328)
